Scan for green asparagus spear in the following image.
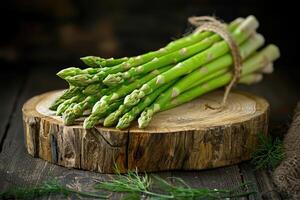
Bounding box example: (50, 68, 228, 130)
(116, 80, 176, 129)
(65, 18, 244, 87)
(57, 68, 83, 79)
(63, 83, 130, 125)
(83, 65, 174, 129)
(82, 76, 138, 96)
(165, 17, 242, 50)
(52, 81, 103, 114)
(80, 56, 129, 68)
(49, 86, 82, 111)
(82, 83, 103, 95)
(57, 67, 103, 80)
(103, 19, 243, 86)
(83, 99, 123, 129)
(138, 44, 280, 128)
(56, 94, 85, 116)
(124, 15, 259, 107)
(80, 56, 105, 67)
(63, 95, 101, 125)
(103, 105, 131, 127)
(154, 33, 264, 107)
(104, 79, 176, 127)
(239, 73, 263, 85)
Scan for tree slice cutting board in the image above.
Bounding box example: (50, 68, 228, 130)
(22, 90, 269, 173)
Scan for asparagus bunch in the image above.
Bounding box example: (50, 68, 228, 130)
(102, 18, 243, 87)
(50, 15, 280, 129)
(138, 45, 280, 128)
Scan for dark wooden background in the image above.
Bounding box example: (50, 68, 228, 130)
(0, 0, 299, 199)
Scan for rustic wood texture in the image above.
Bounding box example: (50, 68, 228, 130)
(23, 89, 269, 173)
(0, 71, 26, 148)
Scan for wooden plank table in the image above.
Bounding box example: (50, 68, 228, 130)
(1, 67, 295, 200)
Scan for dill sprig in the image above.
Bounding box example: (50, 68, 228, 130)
(252, 133, 284, 169)
(96, 169, 173, 199)
(96, 169, 256, 199)
(0, 179, 108, 200)
(1, 169, 256, 200)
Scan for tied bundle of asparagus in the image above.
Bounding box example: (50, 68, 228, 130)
(50, 15, 280, 129)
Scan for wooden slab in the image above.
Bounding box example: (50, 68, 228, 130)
(22, 90, 269, 173)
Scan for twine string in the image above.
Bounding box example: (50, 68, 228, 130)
(188, 16, 242, 109)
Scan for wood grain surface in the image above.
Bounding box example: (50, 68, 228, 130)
(22, 89, 269, 173)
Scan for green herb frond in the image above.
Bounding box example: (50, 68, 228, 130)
(0, 179, 108, 200)
(252, 133, 284, 169)
(1, 169, 256, 200)
(0, 179, 70, 200)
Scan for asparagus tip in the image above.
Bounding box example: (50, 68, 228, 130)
(138, 108, 154, 128)
(80, 56, 103, 67)
(103, 73, 124, 86)
(267, 44, 281, 59)
(83, 116, 96, 129)
(238, 15, 259, 34)
(57, 67, 81, 79)
(92, 101, 109, 114)
(103, 113, 117, 127)
(117, 113, 134, 129)
(63, 112, 76, 126)
(124, 90, 145, 106)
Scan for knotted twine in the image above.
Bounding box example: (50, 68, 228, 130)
(188, 16, 242, 108)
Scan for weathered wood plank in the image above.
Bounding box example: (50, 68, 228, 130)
(0, 70, 26, 149)
(0, 68, 65, 187)
(172, 166, 242, 188)
(239, 162, 263, 200)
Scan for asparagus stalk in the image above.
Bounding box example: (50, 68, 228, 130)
(50, 82, 103, 112)
(82, 83, 103, 95)
(63, 95, 101, 125)
(57, 67, 83, 79)
(58, 18, 241, 82)
(151, 33, 264, 107)
(83, 77, 138, 96)
(83, 65, 174, 128)
(56, 94, 85, 116)
(83, 99, 123, 129)
(80, 56, 129, 68)
(138, 44, 280, 128)
(55, 65, 151, 113)
(116, 80, 176, 129)
(104, 80, 176, 127)
(49, 86, 82, 111)
(164, 17, 242, 52)
(63, 83, 130, 125)
(103, 19, 243, 86)
(103, 105, 131, 127)
(63, 18, 244, 87)
(169, 46, 278, 107)
(124, 15, 259, 107)
(239, 73, 263, 85)
(57, 67, 102, 79)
